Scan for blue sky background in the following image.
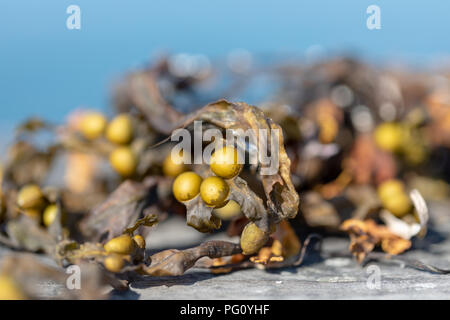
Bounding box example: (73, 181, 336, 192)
(0, 0, 449, 133)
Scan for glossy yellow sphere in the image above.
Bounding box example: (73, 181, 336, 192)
(104, 254, 125, 273)
(104, 234, 136, 255)
(240, 222, 269, 255)
(383, 194, 412, 218)
(109, 147, 137, 177)
(106, 114, 133, 145)
(318, 114, 338, 144)
(210, 146, 243, 179)
(132, 235, 146, 249)
(0, 274, 26, 300)
(42, 204, 60, 227)
(377, 179, 412, 217)
(213, 200, 241, 220)
(377, 179, 405, 202)
(200, 176, 230, 207)
(172, 171, 202, 202)
(162, 151, 187, 177)
(374, 123, 403, 152)
(17, 184, 44, 209)
(79, 111, 107, 140)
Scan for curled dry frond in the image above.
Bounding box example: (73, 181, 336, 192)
(141, 240, 242, 276)
(171, 100, 299, 233)
(80, 178, 158, 242)
(340, 219, 411, 263)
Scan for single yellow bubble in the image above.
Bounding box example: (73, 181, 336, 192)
(104, 254, 125, 273)
(106, 114, 133, 145)
(374, 122, 403, 152)
(213, 200, 241, 220)
(42, 204, 61, 227)
(132, 235, 146, 249)
(104, 234, 136, 255)
(377, 179, 405, 202)
(240, 222, 269, 255)
(383, 194, 412, 218)
(172, 171, 202, 202)
(163, 150, 188, 177)
(200, 176, 230, 207)
(210, 146, 243, 179)
(79, 111, 107, 140)
(17, 184, 45, 209)
(109, 147, 137, 177)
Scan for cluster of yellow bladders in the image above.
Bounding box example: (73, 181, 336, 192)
(79, 112, 137, 177)
(16, 184, 64, 227)
(169, 145, 272, 255)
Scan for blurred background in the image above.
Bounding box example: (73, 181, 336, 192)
(1, 0, 450, 154)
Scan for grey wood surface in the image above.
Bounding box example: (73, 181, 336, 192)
(1, 202, 449, 300)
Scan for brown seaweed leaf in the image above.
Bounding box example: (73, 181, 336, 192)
(340, 219, 412, 263)
(201, 220, 302, 272)
(228, 177, 267, 222)
(272, 220, 302, 259)
(80, 178, 157, 242)
(4, 216, 57, 255)
(205, 233, 320, 273)
(122, 213, 158, 235)
(3, 141, 58, 186)
(300, 191, 341, 229)
(344, 135, 397, 185)
(57, 129, 113, 156)
(184, 195, 221, 233)
(175, 100, 299, 231)
(0, 253, 109, 299)
(141, 240, 242, 276)
(121, 71, 183, 134)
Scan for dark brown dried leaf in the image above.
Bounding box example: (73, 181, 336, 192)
(80, 179, 157, 242)
(228, 176, 267, 222)
(185, 195, 221, 233)
(123, 71, 183, 134)
(142, 241, 241, 276)
(5, 216, 56, 255)
(0, 253, 109, 299)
